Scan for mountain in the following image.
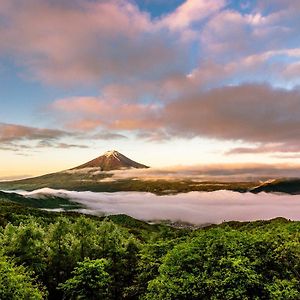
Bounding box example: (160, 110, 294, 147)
(0, 150, 154, 192)
(73, 150, 149, 171)
(0, 190, 82, 209)
(250, 178, 300, 194)
(1, 150, 288, 194)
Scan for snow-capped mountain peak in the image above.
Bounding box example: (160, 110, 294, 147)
(73, 150, 149, 171)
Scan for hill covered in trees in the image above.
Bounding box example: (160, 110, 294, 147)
(0, 195, 300, 299)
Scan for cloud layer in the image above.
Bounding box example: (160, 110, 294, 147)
(13, 188, 300, 225)
(0, 123, 71, 151)
(102, 163, 300, 181)
(0, 123, 65, 142)
(162, 85, 300, 146)
(51, 84, 300, 156)
(3, 0, 299, 87)
(1, 0, 300, 158)
(0, 0, 186, 85)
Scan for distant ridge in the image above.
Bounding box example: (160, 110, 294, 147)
(73, 150, 149, 171)
(250, 178, 300, 194)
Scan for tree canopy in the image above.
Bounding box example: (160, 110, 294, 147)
(0, 201, 299, 299)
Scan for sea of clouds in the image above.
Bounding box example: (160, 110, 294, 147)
(9, 188, 300, 225)
(99, 164, 300, 182)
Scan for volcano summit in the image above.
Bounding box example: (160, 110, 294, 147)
(73, 150, 149, 171)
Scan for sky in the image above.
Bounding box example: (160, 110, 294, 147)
(1, 0, 300, 178)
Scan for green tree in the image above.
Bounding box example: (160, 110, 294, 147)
(95, 219, 134, 299)
(0, 219, 47, 274)
(133, 239, 179, 298)
(0, 255, 46, 300)
(59, 258, 112, 300)
(266, 279, 300, 300)
(46, 217, 79, 298)
(72, 216, 98, 260)
(145, 229, 264, 300)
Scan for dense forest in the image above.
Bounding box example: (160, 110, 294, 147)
(0, 197, 300, 299)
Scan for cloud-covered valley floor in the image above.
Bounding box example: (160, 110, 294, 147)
(10, 189, 300, 225)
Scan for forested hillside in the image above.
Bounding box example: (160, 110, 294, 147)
(0, 198, 300, 299)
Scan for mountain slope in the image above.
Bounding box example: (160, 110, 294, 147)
(0, 150, 269, 194)
(250, 178, 300, 194)
(73, 150, 149, 171)
(0, 190, 82, 209)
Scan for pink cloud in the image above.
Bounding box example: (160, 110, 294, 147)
(227, 143, 300, 156)
(0, 123, 89, 151)
(200, 4, 298, 63)
(0, 123, 66, 142)
(52, 97, 106, 114)
(67, 120, 104, 131)
(159, 0, 225, 31)
(178, 48, 300, 93)
(0, 0, 299, 91)
(2, 0, 300, 156)
(50, 84, 300, 158)
(201, 10, 257, 58)
(161, 84, 300, 147)
(0, 0, 180, 85)
(283, 62, 300, 80)
(52, 96, 161, 131)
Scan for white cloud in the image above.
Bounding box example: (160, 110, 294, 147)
(11, 188, 300, 224)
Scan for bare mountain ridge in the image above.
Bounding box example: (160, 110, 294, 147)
(73, 150, 149, 171)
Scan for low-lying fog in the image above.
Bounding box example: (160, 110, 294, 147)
(12, 189, 300, 225)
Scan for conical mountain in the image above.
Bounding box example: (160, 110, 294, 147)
(73, 150, 149, 171)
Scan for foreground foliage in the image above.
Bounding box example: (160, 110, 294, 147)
(0, 255, 46, 300)
(0, 200, 299, 299)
